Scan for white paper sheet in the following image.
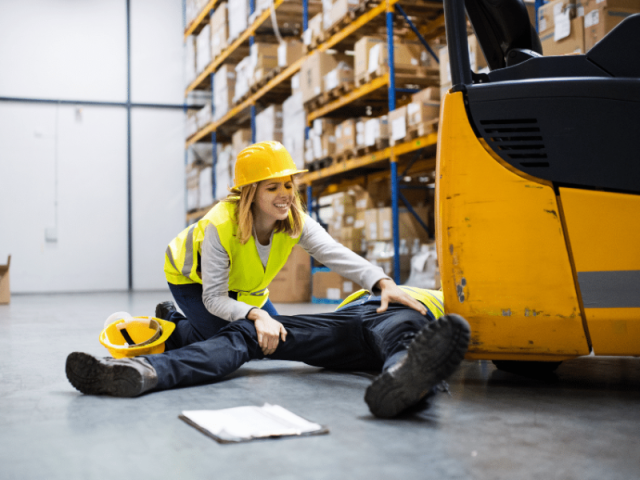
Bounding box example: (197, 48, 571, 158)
(181, 404, 326, 443)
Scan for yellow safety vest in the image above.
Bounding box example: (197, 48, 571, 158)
(164, 201, 305, 308)
(337, 286, 445, 319)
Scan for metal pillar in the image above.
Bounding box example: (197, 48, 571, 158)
(211, 70, 217, 200)
(387, 4, 401, 283)
(534, 0, 544, 32)
(303, 0, 308, 31)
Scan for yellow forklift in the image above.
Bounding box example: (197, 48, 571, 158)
(436, 0, 640, 372)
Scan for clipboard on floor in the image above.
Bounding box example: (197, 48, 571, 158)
(179, 403, 329, 444)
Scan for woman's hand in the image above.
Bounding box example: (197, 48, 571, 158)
(375, 278, 427, 316)
(247, 308, 287, 355)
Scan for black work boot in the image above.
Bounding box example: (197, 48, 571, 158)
(155, 301, 176, 320)
(364, 314, 471, 418)
(66, 352, 158, 397)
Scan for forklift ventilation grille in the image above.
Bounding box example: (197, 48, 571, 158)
(480, 119, 549, 167)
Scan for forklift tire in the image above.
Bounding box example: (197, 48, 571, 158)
(492, 360, 562, 376)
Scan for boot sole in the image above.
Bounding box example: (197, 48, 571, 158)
(365, 314, 471, 418)
(66, 352, 143, 397)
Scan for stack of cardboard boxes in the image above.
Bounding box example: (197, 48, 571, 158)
(255, 104, 284, 144)
(389, 87, 440, 146)
(269, 246, 312, 303)
(213, 64, 236, 121)
(300, 51, 352, 104)
(305, 118, 337, 165)
(539, 0, 640, 55)
(354, 36, 438, 83)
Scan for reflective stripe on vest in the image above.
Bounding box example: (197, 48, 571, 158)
(164, 201, 305, 308)
(336, 286, 445, 320)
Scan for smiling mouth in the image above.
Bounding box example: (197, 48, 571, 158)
(275, 203, 289, 208)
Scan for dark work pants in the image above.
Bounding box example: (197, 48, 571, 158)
(164, 282, 279, 350)
(146, 303, 434, 392)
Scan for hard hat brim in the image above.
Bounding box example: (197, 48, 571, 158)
(232, 167, 308, 190)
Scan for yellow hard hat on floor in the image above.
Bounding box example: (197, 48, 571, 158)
(99, 312, 175, 359)
(233, 141, 307, 189)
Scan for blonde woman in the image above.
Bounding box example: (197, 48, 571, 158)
(161, 141, 427, 355)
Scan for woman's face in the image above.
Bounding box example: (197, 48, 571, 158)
(253, 176, 294, 222)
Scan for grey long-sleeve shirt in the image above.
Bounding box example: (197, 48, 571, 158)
(201, 215, 390, 321)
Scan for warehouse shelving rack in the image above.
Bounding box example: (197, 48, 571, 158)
(184, 0, 446, 283)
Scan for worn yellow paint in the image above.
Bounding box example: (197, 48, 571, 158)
(435, 92, 589, 358)
(560, 188, 640, 355)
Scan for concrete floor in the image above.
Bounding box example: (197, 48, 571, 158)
(1, 291, 639, 480)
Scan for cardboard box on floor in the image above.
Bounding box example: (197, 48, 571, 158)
(0, 256, 11, 304)
(312, 268, 360, 303)
(268, 246, 311, 303)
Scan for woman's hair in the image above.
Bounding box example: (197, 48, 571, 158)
(223, 177, 306, 245)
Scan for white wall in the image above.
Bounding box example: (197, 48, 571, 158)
(0, 0, 186, 293)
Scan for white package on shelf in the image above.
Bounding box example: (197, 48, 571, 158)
(215, 145, 233, 200)
(255, 104, 283, 144)
(229, 0, 249, 42)
(185, 36, 197, 85)
(282, 92, 306, 169)
(196, 23, 212, 74)
(199, 166, 214, 209)
(233, 56, 253, 103)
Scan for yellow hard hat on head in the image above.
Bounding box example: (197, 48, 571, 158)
(99, 312, 175, 359)
(233, 141, 307, 189)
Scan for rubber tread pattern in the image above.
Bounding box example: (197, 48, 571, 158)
(66, 352, 144, 398)
(364, 314, 471, 418)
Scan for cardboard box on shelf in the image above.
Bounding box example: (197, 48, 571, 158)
(354, 36, 386, 78)
(269, 246, 311, 303)
(377, 207, 393, 241)
(582, 0, 640, 13)
(389, 106, 408, 146)
(303, 12, 323, 46)
(300, 51, 346, 103)
(0, 256, 11, 304)
(332, 191, 357, 218)
(324, 62, 354, 91)
(407, 99, 440, 127)
(367, 41, 429, 74)
(312, 268, 360, 303)
(541, 17, 585, 54)
(364, 209, 379, 241)
(411, 87, 440, 103)
(336, 118, 357, 153)
(329, 0, 361, 29)
(538, 0, 577, 34)
(210, 3, 228, 58)
(583, 4, 640, 51)
(364, 116, 389, 146)
(278, 39, 304, 67)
